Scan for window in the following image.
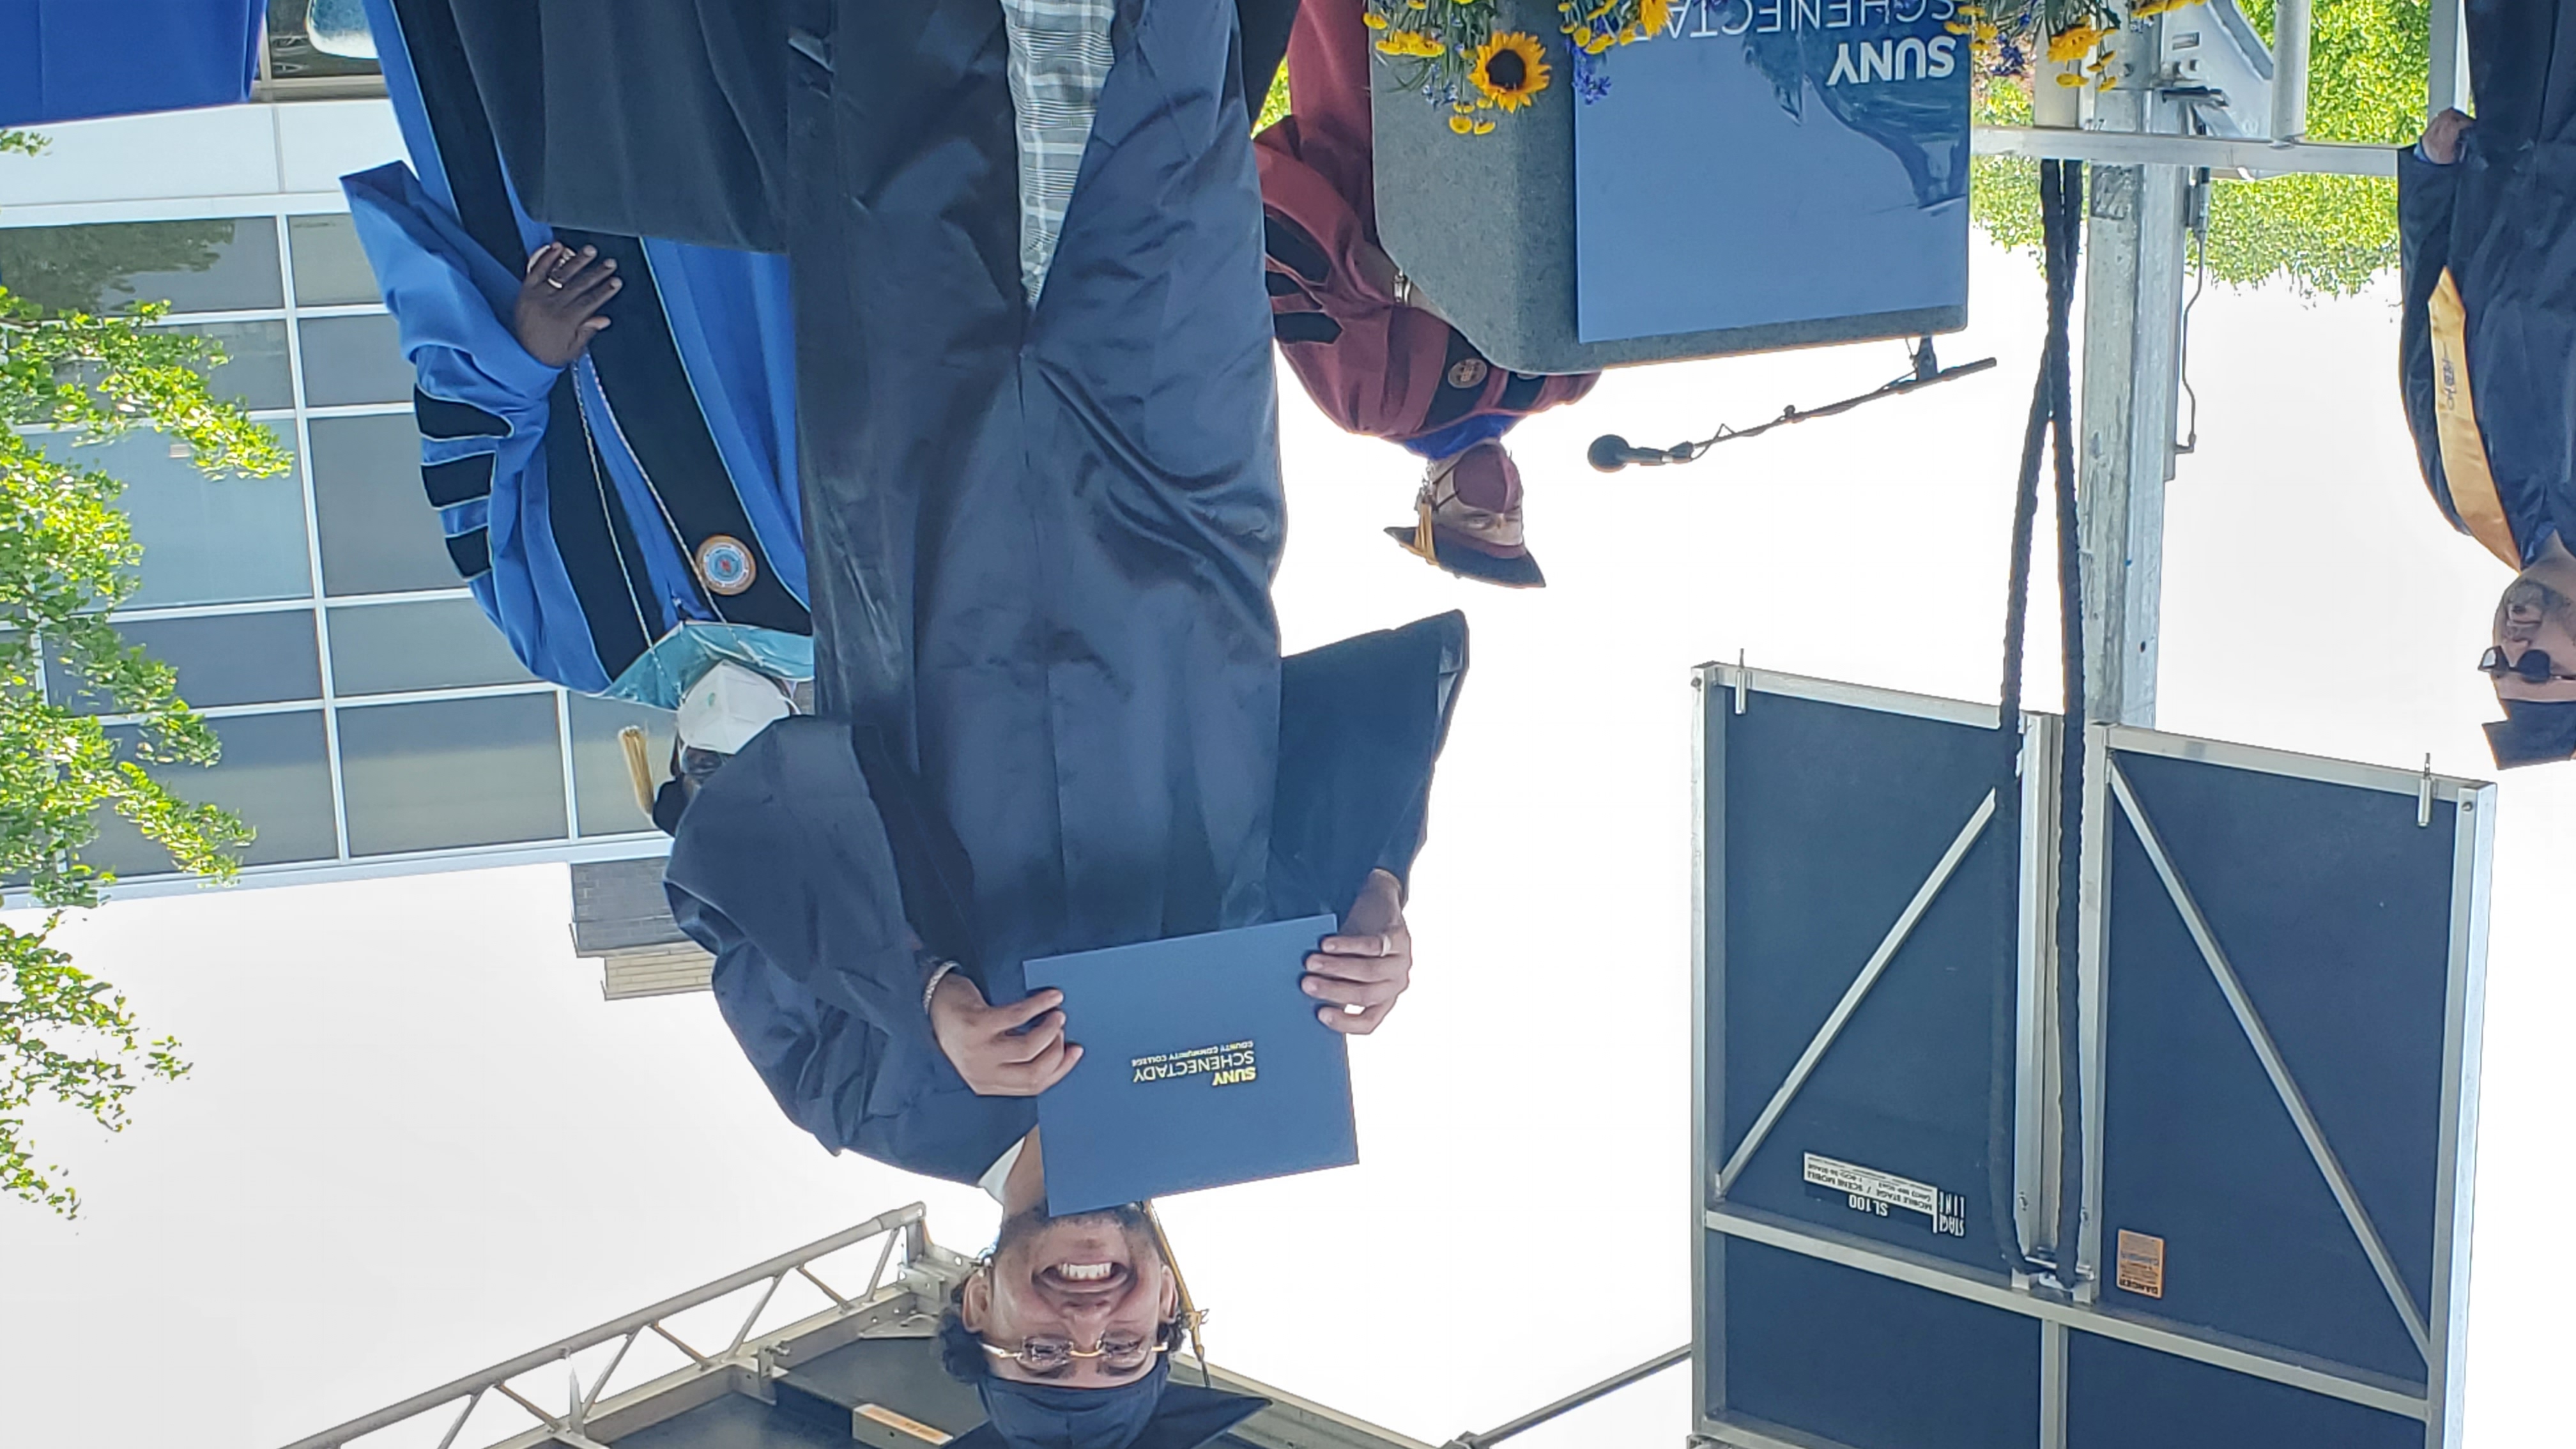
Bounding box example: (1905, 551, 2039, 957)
(296, 314, 413, 408)
(288, 214, 385, 308)
(309, 413, 461, 597)
(337, 694, 568, 855)
(265, 0, 385, 82)
(0, 217, 282, 315)
(328, 599, 534, 696)
(64, 426, 315, 610)
(47, 610, 323, 712)
(86, 711, 340, 874)
(168, 319, 296, 411)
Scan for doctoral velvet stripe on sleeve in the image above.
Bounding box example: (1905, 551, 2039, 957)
(787, 0, 1287, 986)
(343, 162, 625, 693)
(665, 719, 1035, 1183)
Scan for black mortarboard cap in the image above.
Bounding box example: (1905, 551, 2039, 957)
(2483, 700, 2576, 769)
(946, 1358, 1266, 1449)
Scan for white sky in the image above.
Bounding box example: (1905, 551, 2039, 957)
(4, 233, 2569, 1449)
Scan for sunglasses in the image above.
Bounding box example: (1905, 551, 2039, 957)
(2478, 646, 2576, 684)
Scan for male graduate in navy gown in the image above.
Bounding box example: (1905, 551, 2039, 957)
(407, 0, 1469, 1443)
(2399, 0, 2576, 768)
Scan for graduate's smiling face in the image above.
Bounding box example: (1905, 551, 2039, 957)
(2490, 540, 2576, 705)
(961, 1204, 1177, 1388)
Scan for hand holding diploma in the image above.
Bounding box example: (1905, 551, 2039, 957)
(933, 977, 1085, 1096)
(1303, 868, 1412, 1036)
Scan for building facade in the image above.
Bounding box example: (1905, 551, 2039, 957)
(1, 49, 678, 906)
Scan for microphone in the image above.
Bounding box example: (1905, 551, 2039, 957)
(1587, 434, 1684, 472)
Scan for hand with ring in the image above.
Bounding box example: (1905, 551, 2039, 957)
(1303, 868, 1413, 1036)
(514, 241, 620, 367)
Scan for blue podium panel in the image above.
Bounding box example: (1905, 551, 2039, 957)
(1573, 1, 1970, 344)
(1693, 666, 2492, 1449)
(1705, 678, 2020, 1275)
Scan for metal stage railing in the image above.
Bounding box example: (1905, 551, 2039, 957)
(276, 1205, 934, 1449)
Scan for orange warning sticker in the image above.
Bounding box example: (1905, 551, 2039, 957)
(2115, 1229, 2165, 1298)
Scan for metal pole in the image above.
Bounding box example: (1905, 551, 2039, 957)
(1970, 126, 2395, 178)
(1444, 1347, 1690, 1449)
(2066, 12, 2193, 732)
(2269, 0, 2310, 141)
(2075, 161, 2186, 730)
(275, 1206, 926, 1449)
(2426, 0, 2470, 118)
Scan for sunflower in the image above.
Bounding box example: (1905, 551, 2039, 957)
(1635, 0, 1671, 36)
(1469, 31, 1551, 111)
(2045, 22, 2109, 63)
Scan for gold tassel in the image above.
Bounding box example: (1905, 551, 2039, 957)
(1409, 496, 1439, 564)
(1142, 1201, 1213, 1383)
(619, 726, 657, 819)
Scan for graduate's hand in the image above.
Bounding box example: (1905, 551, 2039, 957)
(930, 974, 1084, 1096)
(2422, 108, 2473, 165)
(514, 242, 620, 367)
(1305, 869, 1411, 1036)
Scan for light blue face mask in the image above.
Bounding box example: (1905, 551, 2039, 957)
(599, 622, 815, 714)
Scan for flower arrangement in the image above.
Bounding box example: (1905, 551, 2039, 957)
(1365, 0, 1662, 132)
(1952, 0, 2205, 95)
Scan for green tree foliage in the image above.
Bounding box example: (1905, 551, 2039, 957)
(1, 278, 285, 1215)
(1974, 0, 2430, 294)
(1259, 62, 1292, 132)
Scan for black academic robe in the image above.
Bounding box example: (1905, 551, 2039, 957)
(666, 615, 1468, 1184)
(2397, 0, 2576, 569)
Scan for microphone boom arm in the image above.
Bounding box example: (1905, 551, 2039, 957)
(1595, 339, 1998, 470)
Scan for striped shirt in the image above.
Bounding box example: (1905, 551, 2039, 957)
(1000, 0, 1118, 306)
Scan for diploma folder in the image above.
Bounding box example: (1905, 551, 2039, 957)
(1024, 914, 1353, 1214)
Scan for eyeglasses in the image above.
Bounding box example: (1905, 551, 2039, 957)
(979, 1333, 1169, 1375)
(2478, 646, 2576, 685)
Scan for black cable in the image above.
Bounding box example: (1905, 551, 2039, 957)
(1989, 158, 2087, 1286)
(2176, 167, 2209, 456)
(1988, 240, 2057, 1278)
(2044, 158, 2089, 1291)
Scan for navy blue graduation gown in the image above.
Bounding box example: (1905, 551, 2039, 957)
(668, 616, 1468, 1183)
(781, 0, 1289, 979)
(449, 0, 1473, 1178)
(2398, 0, 2576, 569)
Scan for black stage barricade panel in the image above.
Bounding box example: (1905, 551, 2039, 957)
(1717, 1237, 2039, 1449)
(1693, 665, 2491, 1449)
(2093, 744, 2459, 1386)
(2065, 1334, 2422, 1449)
(1709, 682, 2020, 1276)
